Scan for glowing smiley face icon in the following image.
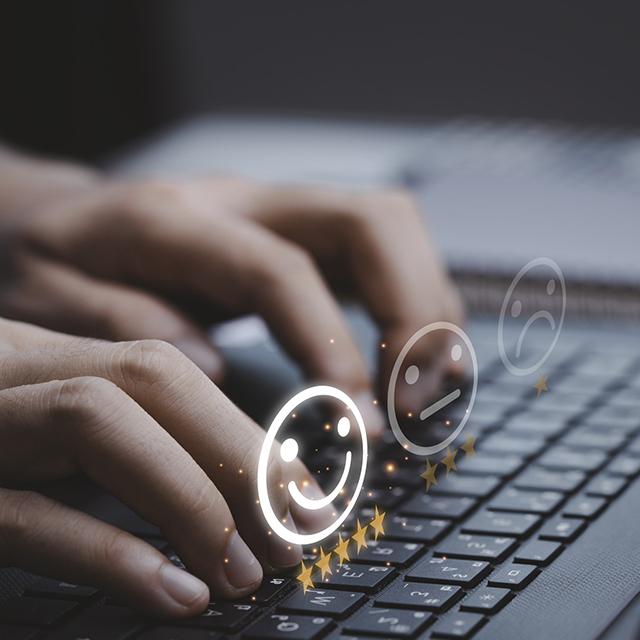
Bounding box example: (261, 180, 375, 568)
(257, 385, 368, 545)
(498, 257, 566, 376)
(387, 321, 478, 457)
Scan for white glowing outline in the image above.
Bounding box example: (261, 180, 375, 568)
(387, 321, 478, 457)
(288, 451, 351, 510)
(257, 385, 368, 545)
(498, 257, 566, 376)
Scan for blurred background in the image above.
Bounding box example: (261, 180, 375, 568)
(2, 0, 640, 317)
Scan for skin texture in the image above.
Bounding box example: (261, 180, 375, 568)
(0, 147, 463, 615)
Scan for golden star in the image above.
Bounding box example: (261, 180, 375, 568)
(297, 560, 315, 594)
(315, 547, 333, 580)
(460, 435, 476, 457)
(442, 447, 458, 475)
(534, 375, 549, 398)
(420, 459, 439, 491)
(334, 533, 351, 566)
(369, 505, 386, 540)
(351, 519, 369, 553)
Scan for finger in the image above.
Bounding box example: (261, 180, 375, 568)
(0, 378, 263, 598)
(1, 256, 223, 380)
(0, 489, 209, 617)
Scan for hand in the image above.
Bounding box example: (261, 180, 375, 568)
(0, 318, 328, 616)
(0, 152, 463, 430)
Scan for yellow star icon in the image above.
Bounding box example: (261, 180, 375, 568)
(315, 547, 333, 580)
(420, 459, 439, 492)
(442, 447, 458, 475)
(460, 435, 476, 457)
(334, 533, 351, 566)
(297, 560, 315, 594)
(369, 506, 386, 540)
(534, 375, 549, 398)
(352, 519, 369, 553)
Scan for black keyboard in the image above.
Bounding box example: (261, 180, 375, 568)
(2, 332, 640, 640)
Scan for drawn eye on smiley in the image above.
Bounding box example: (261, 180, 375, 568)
(257, 386, 368, 545)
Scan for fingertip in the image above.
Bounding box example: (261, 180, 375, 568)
(157, 563, 210, 616)
(353, 390, 386, 438)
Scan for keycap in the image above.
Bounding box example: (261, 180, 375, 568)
(400, 495, 477, 519)
(179, 603, 255, 630)
(353, 540, 423, 566)
(585, 406, 640, 431)
(0, 626, 39, 640)
(278, 588, 364, 618)
(504, 412, 568, 438)
(538, 517, 587, 542)
(321, 563, 395, 592)
(488, 563, 538, 589)
(537, 447, 607, 472)
(386, 515, 452, 543)
(607, 455, 640, 477)
(431, 611, 485, 638)
(514, 540, 562, 566)
(489, 487, 564, 514)
(343, 606, 433, 637)
(562, 495, 607, 519)
(461, 510, 540, 538)
(243, 614, 332, 639)
(457, 454, 524, 477)
(480, 434, 546, 458)
(434, 534, 517, 562)
(243, 577, 291, 604)
(360, 487, 408, 510)
(137, 628, 219, 640)
(407, 557, 491, 587)
(460, 587, 512, 613)
(47, 605, 144, 640)
(376, 582, 462, 612)
(24, 577, 98, 601)
(0, 597, 76, 626)
(561, 429, 626, 453)
(430, 475, 501, 498)
(585, 474, 627, 497)
(513, 467, 586, 493)
(630, 435, 640, 455)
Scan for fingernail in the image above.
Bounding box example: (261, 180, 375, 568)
(175, 338, 224, 381)
(268, 511, 303, 568)
(159, 563, 208, 607)
(353, 391, 386, 437)
(223, 531, 263, 589)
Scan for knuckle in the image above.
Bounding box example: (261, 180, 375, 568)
(0, 489, 40, 553)
(255, 245, 315, 289)
(96, 529, 135, 568)
(116, 180, 189, 226)
(117, 339, 192, 387)
(179, 478, 224, 523)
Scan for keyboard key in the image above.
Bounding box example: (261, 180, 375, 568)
(489, 487, 564, 514)
(243, 614, 332, 639)
(461, 510, 540, 538)
(457, 454, 524, 477)
(504, 412, 568, 438)
(431, 611, 485, 638)
(0, 626, 39, 640)
(343, 607, 433, 637)
(407, 557, 490, 587)
(386, 516, 452, 543)
(376, 582, 462, 612)
(460, 587, 512, 613)
(561, 428, 626, 453)
(480, 434, 546, 458)
(322, 563, 395, 593)
(353, 540, 423, 566)
(137, 628, 219, 640)
(537, 447, 607, 472)
(630, 435, 640, 456)
(400, 495, 477, 519)
(24, 577, 98, 601)
(47, 605, 144, 640)
(431, 475, 501, 498)
(607, 455, 640, 477)
(360, 487, 408, 510)
(562, 495, 607, 519)
(514, 540, 562, 566)
(538, 517, 587, 542)
(180, 603, 255, 630)
(0, 597, 76, 626)
(243, 577, 291, 604)
(513, 467, 586, 493)
(487, 563, 538, 589)
(434, 534, 517, 562)
(585, 475, 627, 498)
(278, 589, 365, 618)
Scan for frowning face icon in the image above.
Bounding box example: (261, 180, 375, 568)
(498, 257, 566, 376)
(257, 386, 368, 545)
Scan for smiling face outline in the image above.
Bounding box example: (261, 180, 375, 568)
(498, 257, 566, 376)
(387, 321, 478, 457)
(257, 385, 368, 545)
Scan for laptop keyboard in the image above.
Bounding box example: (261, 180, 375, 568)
(2, 336, 640, 639)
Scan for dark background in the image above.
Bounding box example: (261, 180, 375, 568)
(2, 0, 639, 163)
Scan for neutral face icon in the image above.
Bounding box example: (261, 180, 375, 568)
(498, 257, 566, 376)
(257, 385, 368, 545)
(387, 321, 478, 457)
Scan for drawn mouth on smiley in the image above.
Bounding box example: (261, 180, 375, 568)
(418, 388, 462, 421)
(515, 310, 556, 358)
